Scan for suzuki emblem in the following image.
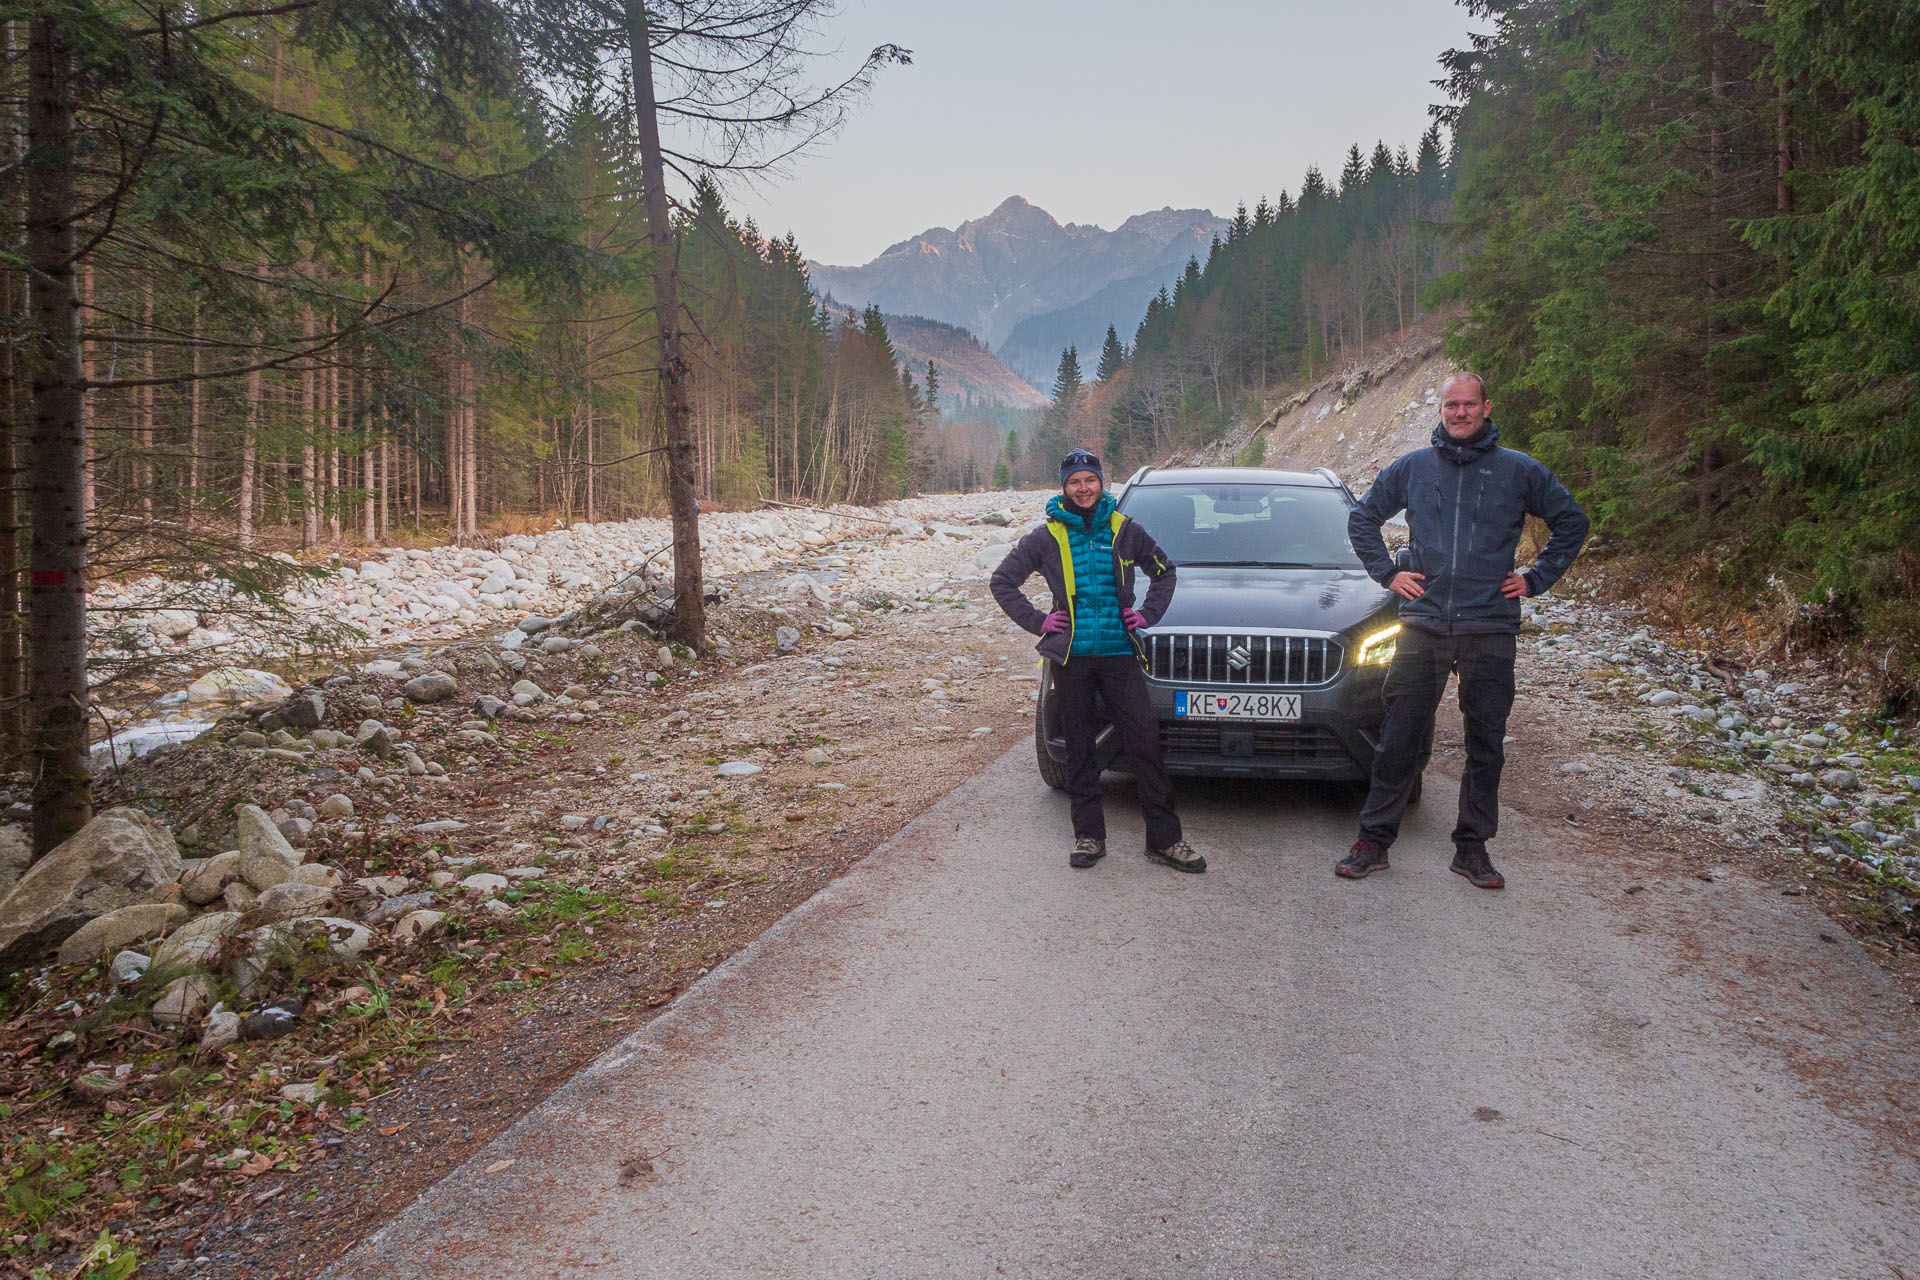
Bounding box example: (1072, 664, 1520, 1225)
(1226, 644, 1252, 672)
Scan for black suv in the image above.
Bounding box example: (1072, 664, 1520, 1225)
(1035, 466, 1408, 787)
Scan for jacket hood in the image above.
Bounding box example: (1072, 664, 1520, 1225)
(1431, 419, 1500, 465)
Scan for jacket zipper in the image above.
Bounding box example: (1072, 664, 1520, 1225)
(1446, 464, 1465, 622)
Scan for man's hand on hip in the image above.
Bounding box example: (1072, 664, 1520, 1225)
(1039, 610, 1069, 635)
(1389, 571, 1426, 600)
(1122, 608, 1147, 631)
(1502, 572, 1529, 599)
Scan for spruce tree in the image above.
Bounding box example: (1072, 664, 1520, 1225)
(1095, 326, 1127, 381)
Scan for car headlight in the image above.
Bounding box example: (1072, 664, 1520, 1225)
(1355, 622, 1400, 667)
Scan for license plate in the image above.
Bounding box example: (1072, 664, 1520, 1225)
(1175, 690, 1301, 720)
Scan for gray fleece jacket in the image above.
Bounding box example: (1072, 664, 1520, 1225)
(1348, 421, 1590, 636)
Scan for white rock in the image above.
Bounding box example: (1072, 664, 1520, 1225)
(186, 667, 294, 705)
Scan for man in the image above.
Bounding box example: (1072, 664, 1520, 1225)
(990, 448, 1205, 874)
(1337, 372, 1589, 889)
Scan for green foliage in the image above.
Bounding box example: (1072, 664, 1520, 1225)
(1439, 0, 1920, 665)
(1107, 126, 1454, 466)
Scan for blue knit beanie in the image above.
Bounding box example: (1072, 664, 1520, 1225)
(1059, 448, 1103, 489)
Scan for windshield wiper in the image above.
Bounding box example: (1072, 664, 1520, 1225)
(1181, 560, 1333, 569)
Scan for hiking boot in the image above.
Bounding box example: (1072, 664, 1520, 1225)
(1335, 839, 1389, 879)
(1069, 837, 1106, 869)
(1450, 844, 1505, 890)
(1146, 839, 1207, 874)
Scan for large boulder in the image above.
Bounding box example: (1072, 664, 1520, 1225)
(403, 672, 457, 704)
(179, 850, 243, 905)
(56, 902, 186, 966)
(0, 808, 182, 965)
(153, 910, 241, 969)
(234, 805, 302, 890)
(245, 881, 335, 924)
(186, 667, 294, 706)
(0, 825, 29, 898)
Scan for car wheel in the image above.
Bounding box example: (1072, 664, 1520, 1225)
(1034, 708, 1068, 790)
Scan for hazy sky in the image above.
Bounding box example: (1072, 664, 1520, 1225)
(721, 0, 1480, 266)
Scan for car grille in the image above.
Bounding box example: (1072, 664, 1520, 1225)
(1160, 723, 1349, 761)
(1144, 632, 1343, 687)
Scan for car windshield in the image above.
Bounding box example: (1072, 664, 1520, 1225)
(1120, 482, 1363, 569)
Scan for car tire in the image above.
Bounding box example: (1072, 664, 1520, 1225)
(1035, 709, 1068, 790)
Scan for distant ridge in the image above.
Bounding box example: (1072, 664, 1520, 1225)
(809, 197, 1226, 352)
(881, 313, 1047, 411)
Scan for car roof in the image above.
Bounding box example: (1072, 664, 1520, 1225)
(1128, 466, 1342, 488)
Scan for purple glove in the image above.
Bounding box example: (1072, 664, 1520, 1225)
(1039, 610, 1069, 635)
(1122, 608, 1147, 631)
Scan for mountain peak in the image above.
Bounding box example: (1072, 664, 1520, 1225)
(809, 200, 1227, 348)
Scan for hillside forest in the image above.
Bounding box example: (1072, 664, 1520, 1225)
(1058, 0, 1919, 698)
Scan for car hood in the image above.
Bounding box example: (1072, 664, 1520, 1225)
(1133, 565, 1396, 636)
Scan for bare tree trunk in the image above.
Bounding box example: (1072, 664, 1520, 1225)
(301, 306, 318, 547)
(327, 347, 341, 540)
(1, 20, 25, 768)
(379, 436, 392, 541)
(0, 239, 20, 770)
(626, 0, 705, 646)
(137, 283, 154, 528)
(25, 16, 92, 855)
(239, 365, 259, 548)
(187, 304, 201, 525)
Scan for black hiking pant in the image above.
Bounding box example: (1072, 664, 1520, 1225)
(1054, 653, 1182, 850)
(1357, 628, 1517, 853)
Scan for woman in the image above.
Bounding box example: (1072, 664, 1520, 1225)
(989, 448, 1205, 874)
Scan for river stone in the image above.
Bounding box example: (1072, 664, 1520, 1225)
(459, 873, 509, 895)
(222, 881, 258, 912)
(148, 609, 199, 640)
(316, 794, 355, 820)
(111, 950, 151, 983)
(393, 909, 447, 942)
(775, 626, 800, 654)
(154, 911, 242, 968)
(260, 693, 324, 733)
(179, 850, 243, 904)
(249, 881, 336, 923)
(1820, 768, 1860, 791)
(716, 761, 763, 778)
(471, 695, 506, 721)
(365, 892, 435, 925)
(200, 1009, 242, 1051)
(279, 1082, 323, 1106)
(56, 902, 186, 966)
(0, 807, 183, 965)
(404, 672, 457, 704)
(152, 974, 215, 1027)
(289, 863, 345, 889)
(186, 667, 294, 706)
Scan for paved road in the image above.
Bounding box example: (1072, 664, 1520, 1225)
(332, 746, 1920, 1278)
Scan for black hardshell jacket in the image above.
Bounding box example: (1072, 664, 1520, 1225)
(1348, 421, 1590, 636)
(990, 504, 1177, 664)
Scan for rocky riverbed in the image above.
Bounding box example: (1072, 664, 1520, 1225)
(80, 491, 1052, 768)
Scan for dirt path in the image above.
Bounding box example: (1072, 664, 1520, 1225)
(321, 718, 1920, 1279)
